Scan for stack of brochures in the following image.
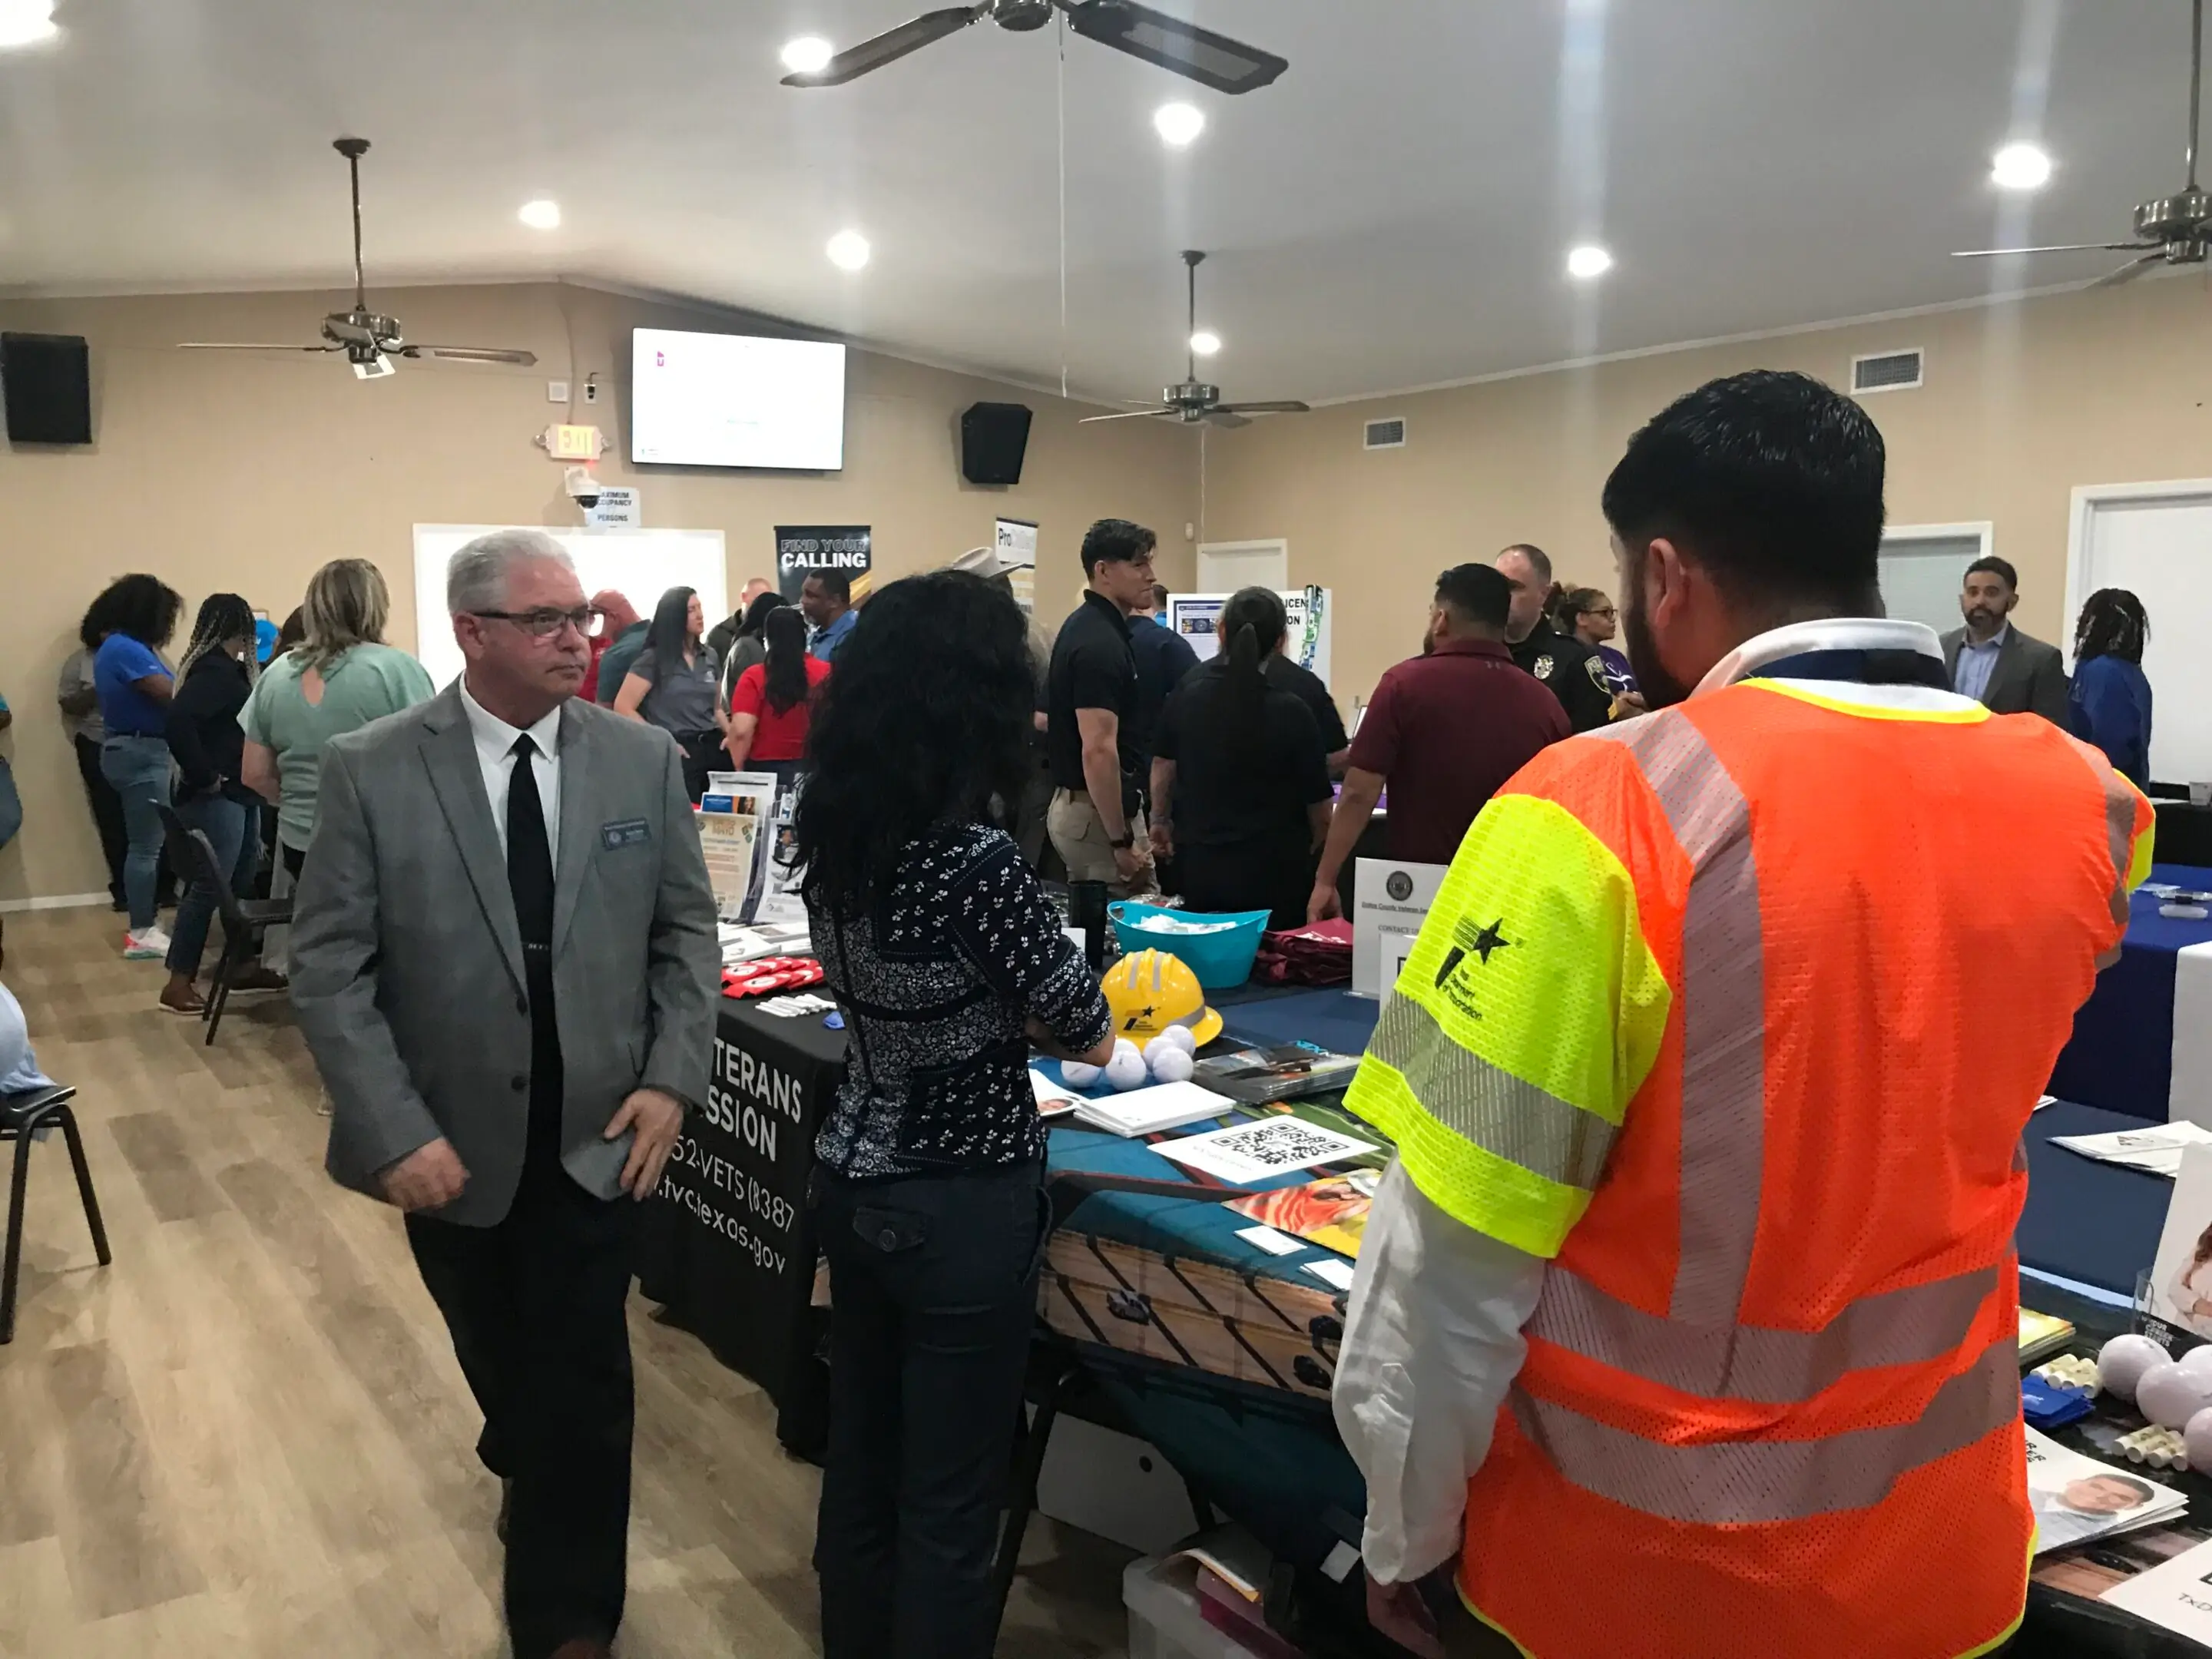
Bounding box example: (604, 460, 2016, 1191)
(1190, 1042, 1361, 1104)
(2018, 1309, 2078, 1365)
(2049, 1121, 2212, 1178)
(2028, 1427, 2189, 1555)
(1068, 1080, 1237, 1137)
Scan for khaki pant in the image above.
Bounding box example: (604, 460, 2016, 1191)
(1047, 789, 1154, 899)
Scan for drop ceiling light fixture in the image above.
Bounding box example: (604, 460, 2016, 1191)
(1188, 330, 1221, 356)
(0, 0, 59, 48)
(1154, 101, 1206, 147)
(1566, 243, 1614, 280)
(781, 35, 833, 75)
(1991, 142, 2054, 191)
(826, 229, 872, 271)
(518, 198, 561, 230)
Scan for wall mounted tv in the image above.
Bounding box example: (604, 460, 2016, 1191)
(631, 328, 847, 471)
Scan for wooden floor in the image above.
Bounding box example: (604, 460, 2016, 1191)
(0, 906, 1134, 1657)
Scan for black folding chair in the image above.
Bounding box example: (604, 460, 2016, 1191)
(157, 804, 293, 1045)
(1, 1084, 110, 1345)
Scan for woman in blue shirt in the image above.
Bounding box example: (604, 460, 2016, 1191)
(2069, 588, 2154, 788)
(92, 575, 185, 957)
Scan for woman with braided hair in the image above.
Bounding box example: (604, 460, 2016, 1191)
(2069, 588, 2154, 786)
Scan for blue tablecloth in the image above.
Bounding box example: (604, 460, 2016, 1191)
(2048, 863, 2212, 1121)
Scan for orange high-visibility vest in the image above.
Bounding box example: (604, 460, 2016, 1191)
(1346, 671, 2151, 1659)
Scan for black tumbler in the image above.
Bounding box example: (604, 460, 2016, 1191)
(1068, 879, 1110, 971)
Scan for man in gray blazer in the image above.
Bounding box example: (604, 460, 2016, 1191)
(290, 528, 717, 1659)
(1940, 555, 2071, 723)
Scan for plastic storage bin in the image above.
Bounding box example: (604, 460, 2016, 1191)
(1126, 1555, 1277, 1659)
(1109, 902, 1271, 992)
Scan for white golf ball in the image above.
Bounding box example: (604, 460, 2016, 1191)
(2187, 1407, 2212, 1472)
(2179, 1343, 2212, 1382)
(1161, 1025, 1199, 1055)
(2099, 1333, 2171, 1402)
(2137, 1359, 2212, 1429)
(1105, 1048, 1150, 1091)
(1114, 1038, 1141, 1061)
(1149, 1047, 1195, 1084)
(1060, 1061, 1101, 1089)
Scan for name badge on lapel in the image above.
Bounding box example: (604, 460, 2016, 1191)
(601, 818, 652, 851)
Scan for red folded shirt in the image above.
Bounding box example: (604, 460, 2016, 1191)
(1253, 919, 1353, 985)
(720, 958, 824, 998)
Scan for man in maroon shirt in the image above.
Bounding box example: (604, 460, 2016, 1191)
(1306, 565, 1569, 921)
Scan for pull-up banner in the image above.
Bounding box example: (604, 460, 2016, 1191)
(775, 525, 873, 602)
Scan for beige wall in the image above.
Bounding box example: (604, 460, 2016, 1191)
(1204, 273, 2212, 717)
(0, 281, 1198, 903)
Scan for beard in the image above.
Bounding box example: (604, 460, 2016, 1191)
(1622, 589, 1694, 710)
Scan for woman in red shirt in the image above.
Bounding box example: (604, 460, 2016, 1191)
(727, 605, 829, 779)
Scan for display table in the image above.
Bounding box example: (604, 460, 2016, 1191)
(2051, 864, 2212, 1124)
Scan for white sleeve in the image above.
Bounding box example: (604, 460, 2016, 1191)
(1333, 1157, 1548, 1584)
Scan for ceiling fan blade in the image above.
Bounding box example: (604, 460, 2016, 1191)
(402, 345, 541, 366)
(2088, 253, 2167, 290)
(1213, 401, 1310, 416)
(781, 5, 988, 86)
(1058, 0, 1287, 94)
(177, 342, 343, 353)
(1951, 242, 2162, 258)
(1201, 410, 1252, 429)
(1080, 407, 1176, 423)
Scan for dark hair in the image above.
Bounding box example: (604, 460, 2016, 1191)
(1498, 544, 1554, 585)
(1150, 582, 1172, 611)
(177, 592, 258, 685)
(1081, 518, 1157, 577)
(101, 574, 186, 649)
(275, 607, 306, 654)
(1554, 585, 1609, 632)
(805, 568, 852, 605)
(796, 571, 1035, 916)
(2076, 588, 2149, 666)
(1217, 587, 1287, 756)
(739, 588, 785, 639)
(1601, 369, 1886, 614)
(1965, 555, 2019, 592)
(643, 586, 698, 684)
(2085, 1473, 2156, 1505)
(78, 584, 123, 651)
(1435, 564, 1512, 631)
(762, 605, 810, 716)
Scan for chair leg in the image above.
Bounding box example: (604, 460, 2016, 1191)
(55, 1108, 111, 1267)
(1, 1124, 33, 1346)
(205, 937, 237, 1046)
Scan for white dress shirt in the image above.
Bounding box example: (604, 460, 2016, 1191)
(458, 677, 564, 864)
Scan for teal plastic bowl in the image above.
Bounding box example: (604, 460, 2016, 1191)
(1108, 901, 1271, 992)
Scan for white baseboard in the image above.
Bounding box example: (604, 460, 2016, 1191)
(0, 892, 111, 915)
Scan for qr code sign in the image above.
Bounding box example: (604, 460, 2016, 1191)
(1212, 1120, 1347, 1170)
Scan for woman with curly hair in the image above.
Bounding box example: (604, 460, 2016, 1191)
(2069, 588, 2153, 787)
(793, 569, 1112, 1659)
(92, 574, 186, 957)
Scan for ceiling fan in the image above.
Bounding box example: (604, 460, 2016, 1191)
(1953, 0, 2211, 289)
(1081, 251, 1310, 429)
(178, 138, 537, 378)
(782, 0, 1286, 97)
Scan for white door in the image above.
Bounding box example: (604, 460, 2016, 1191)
(1877, 528, 1985, 637)
(1196, 539, 1289, 592)
(2071, 484, 2212, 785)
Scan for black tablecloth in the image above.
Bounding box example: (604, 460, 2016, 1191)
(2020, 1100, 2172, 1300)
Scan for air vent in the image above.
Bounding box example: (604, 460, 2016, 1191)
(1851, 349, 1924, 395)
(1364, 417, 1407, 450)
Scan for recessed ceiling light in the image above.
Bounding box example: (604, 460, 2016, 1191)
(0, 0, 59, 49)
(826, 230, 872, 272)
(1189, 330, 1221, 357)
(518, 198, 561, 230)
(781, 35, 833, 75)
(1566, 243, 1614, 280)
(1154, 102, 1206, 147)
(1992, 142, 2054, 191)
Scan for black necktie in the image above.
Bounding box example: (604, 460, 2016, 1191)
(508, 734, 555, 949)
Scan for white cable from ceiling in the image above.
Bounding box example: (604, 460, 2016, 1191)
(1056, 8, 1070, 401)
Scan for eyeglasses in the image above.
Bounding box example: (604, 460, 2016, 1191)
(1587, 607, 1618, 621)
(472, 607, 593, 639)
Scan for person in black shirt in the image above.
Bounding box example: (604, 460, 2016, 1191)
(160, 592, 276, 1015)
(1045, 518, 1158, 894)
(1151, 587, 1335, 928)
(1496, 543, 1614, 732)
(1128, 581, 1199, 803)
(1265, 648, 1350, 777)
(795, 569, 1114, 1659)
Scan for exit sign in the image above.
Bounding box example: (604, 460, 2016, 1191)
(545, 423, 604, 461)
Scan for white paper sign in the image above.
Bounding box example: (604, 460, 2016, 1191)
(2101, 1536, 2212, 1638)
(2146, 1144, 2212, 1339)
(1353, 859, 1448, 999)
(584, 486, 641, 529)
(995, 518, 1038, 615)
(1155, 1117, 1378, 1185)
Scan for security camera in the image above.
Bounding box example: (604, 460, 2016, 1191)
(563, 466, 602, 510)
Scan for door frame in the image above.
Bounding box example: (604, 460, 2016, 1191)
(1879, 520, 1995, 558)
(2067, 480, 2212, 665)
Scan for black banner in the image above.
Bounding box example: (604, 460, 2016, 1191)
(775, 525, 873, 603)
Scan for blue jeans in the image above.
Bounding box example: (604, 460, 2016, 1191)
(167, 793, 260, 979)
(99, 736, 173, 932)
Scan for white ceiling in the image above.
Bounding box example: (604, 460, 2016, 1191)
(0, 1, 2204, 404)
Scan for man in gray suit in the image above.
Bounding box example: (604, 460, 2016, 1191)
(1941, 555, 2070, 723)
(290, 528, 717, 1659)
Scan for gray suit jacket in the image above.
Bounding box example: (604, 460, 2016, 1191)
(291, 684, 720, 1227)
(1941, 624, 2071, 724)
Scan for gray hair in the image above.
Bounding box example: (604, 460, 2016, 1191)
(446, 528, 575, 616)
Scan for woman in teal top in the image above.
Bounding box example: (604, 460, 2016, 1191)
(242, 558, 434, 872)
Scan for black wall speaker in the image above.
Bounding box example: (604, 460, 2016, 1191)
(2, 333, 92, 445)
(960, 401, 1032, 486)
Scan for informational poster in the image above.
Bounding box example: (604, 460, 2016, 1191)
(1169, 588, 1333, 687)
(753, 776, 806, 925)
(995, 516, 1039, 614)
(775, 525, 872, 603)
(1353, 859, 1448, 999)
(700, 771, 779, 922)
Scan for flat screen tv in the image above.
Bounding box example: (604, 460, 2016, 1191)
(631, 328, 846, 470)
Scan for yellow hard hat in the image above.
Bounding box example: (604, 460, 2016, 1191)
(1101, 949, 1223, 1048)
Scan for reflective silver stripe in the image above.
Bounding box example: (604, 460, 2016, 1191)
(1525, 1261, 2001, 1404)
(2086, 748, 2139, 931)
(1370, 994, 1615, 1190)
(1512, 1335, 2019, 1525)
(1591, 714, 1764, 1326)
